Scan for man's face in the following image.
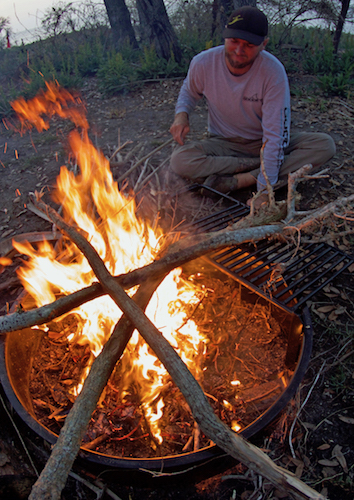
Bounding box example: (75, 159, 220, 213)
(224, 37, 268, 75)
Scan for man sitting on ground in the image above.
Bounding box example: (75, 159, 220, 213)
(169, 6, 336, 208)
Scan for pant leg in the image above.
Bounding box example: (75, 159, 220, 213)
(170, 136, 261, 180)
(247, 131, 336, 183)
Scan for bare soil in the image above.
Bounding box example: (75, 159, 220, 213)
(0, 75, 354, 499)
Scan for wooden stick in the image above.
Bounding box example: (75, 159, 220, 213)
(0, 220, 282, 335)
(286, 164, 313, 221)
(116, 138, 173, 184)
(260, 141, 276, 209)
(2, 190, 354, 336)
(108, 140, 132, 162)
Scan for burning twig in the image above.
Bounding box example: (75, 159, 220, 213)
(27, 201, 326, 500)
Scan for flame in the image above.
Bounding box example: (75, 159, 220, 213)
(11, 81, 89, 133)
(11, 82, 208, 444)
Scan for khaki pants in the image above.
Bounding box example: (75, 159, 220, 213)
(170, 132, 336, 184)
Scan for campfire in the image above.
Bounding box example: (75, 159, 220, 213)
(4, 82, 293, 459)
(25, 267, 289, 458)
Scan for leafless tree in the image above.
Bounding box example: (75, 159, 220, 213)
(333, 0, 352, 53)
(103, 0, 139, 50)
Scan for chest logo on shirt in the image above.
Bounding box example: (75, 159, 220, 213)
(243, 93, 263, 104)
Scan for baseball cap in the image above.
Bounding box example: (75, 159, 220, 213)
(222, 6, 268, 46)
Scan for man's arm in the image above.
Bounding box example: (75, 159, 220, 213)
(170, 53, 206, 144)
(169, 112, 190, 145)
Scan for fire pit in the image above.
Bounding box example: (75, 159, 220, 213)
(0, 256, 312, 472)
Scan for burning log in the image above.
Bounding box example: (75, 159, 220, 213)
(26, 200, 326, 500)
(0, 221, 282, 335)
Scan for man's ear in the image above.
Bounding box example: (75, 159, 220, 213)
(262, 37, 270, 50)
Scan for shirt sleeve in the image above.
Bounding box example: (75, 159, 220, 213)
(256, 69, 291, 191)
(175, 56, 205, 116)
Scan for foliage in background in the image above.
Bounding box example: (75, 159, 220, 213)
(0, 0, 354, 117)
(169, 0, 218, 57)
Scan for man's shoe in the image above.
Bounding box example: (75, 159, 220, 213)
(203, 174, 238, 194)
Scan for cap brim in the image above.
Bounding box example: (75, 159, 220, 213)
(222, 28, 265, 45)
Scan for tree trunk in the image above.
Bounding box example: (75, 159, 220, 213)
(333, 0, 351, 53)
(103, 0, 139, 51)
(136, 0, 182, 62)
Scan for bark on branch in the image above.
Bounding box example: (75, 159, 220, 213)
(0, 219, 282, 334)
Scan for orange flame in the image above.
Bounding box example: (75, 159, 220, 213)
(11, 81, 88, 133)
(11, 82, 207, 444)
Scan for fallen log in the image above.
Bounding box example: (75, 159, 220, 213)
(27, 201, 326, 500)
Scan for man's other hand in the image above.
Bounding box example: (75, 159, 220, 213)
(170, 112, 190, 145)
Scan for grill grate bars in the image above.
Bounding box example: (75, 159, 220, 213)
(183, 187, 354, 312)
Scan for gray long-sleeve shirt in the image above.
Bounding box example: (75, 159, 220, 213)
(175, 45, 291, 190)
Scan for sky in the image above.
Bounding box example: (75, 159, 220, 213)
(2, 0, 56, 39)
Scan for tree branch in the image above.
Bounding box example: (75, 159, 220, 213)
(0, 213, 282, 335)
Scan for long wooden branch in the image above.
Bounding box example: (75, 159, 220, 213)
(0, 219, 282, 334)
(28, 202, 326, 500)
(29, 274, 166, 500)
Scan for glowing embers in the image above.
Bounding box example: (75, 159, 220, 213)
(28, 271, 288, 458)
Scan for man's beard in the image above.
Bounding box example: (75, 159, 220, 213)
(225, 50, 257, 71)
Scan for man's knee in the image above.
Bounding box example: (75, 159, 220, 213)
(320, 133, 336, 163)
(295, 132, 336, 166)
(170, 143, 204, 179)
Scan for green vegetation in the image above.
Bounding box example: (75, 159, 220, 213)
(1, 3, 354, 118)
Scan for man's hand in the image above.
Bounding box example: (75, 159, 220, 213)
(247, 193, 269, 209)
(169, 112, 190, 145)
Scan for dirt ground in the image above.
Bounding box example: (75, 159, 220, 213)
(0, 76, 354, 499)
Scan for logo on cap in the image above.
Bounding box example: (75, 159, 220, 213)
(229, 15, 243, 25)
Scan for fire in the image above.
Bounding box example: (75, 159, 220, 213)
(11, 82, 207, 444)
